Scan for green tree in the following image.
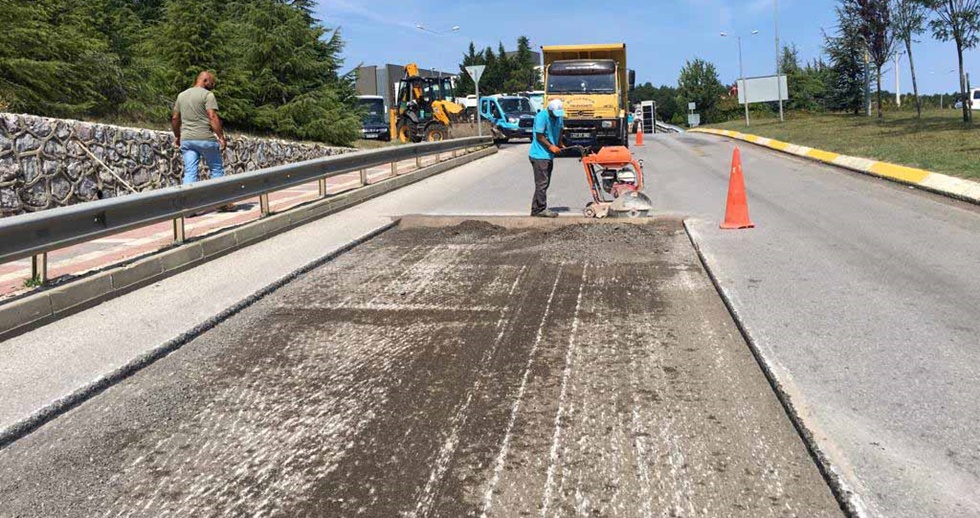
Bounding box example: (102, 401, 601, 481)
(891, 0, 927, 117)
(482, 46, 501, 93)
(629, 82, 680, 123)
(504, 36, 536, 92)
(922, 0, 980, 122)
(856, 0, 896, 118)
(676, 58, 725, 123)
(825, 3, 867, 114)
(0, 0, 122, 116)
(456, 42, 483, 96)
(780, 45, 830, 111)
(781, 44, 803, 75)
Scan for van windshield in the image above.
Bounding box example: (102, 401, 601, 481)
(499, 98, 534, 114)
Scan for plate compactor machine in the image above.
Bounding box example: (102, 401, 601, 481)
(570, 146, 654, 218)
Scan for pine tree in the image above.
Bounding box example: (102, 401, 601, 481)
(483, 46, 500, 93)
(825, 2, 867, 114)
(505, 36, 536, 92)
(456, 42, 483, 96)
(1, 0, 127, 116)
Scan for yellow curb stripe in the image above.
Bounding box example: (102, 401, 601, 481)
(692, 126, 980, 203)
(868, 162, 931, 184)
(807, 149, 840, 163)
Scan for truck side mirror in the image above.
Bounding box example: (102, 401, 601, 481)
(628, 70, 636, 91)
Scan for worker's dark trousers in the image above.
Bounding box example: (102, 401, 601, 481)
(530, 158, 554, 215)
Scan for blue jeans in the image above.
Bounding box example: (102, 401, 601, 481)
(180, 140, 224, 184)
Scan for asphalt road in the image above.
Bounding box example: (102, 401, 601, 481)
(0, 218, 840, 516)
(2, 132, 978, 516)
(363, 137, 980, 516)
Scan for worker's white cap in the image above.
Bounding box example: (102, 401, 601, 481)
(547, 99, 565, 117)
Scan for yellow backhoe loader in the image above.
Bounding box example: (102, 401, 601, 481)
(389, 63, 463, 143)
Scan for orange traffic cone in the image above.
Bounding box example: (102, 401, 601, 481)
(720, 147, 755, 229)
(635, 122, 644, 146)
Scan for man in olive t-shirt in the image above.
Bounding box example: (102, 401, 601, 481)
(171, 71, 227, 187)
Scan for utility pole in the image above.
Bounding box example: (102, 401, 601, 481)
(865, 50, 872, 117)
(895, 53, 901, 107)
(740, 36, 750, 127)
(775, 0, 784, 121)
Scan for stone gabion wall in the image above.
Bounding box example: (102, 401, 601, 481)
(0, 113, 354, 216)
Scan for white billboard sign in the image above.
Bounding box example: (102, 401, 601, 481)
(737, 75, 789, 105)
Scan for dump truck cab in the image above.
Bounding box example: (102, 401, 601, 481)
(542, 44, 634, 150)
(480, 95, 536, 142)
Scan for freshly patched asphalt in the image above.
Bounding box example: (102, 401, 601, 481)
(0, 218, 840, 517)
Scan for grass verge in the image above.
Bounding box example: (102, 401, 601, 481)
(707, 109, 980, 180)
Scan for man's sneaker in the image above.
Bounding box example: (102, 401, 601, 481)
(532, 209, 559, 218)
(218, 203, 237, 213)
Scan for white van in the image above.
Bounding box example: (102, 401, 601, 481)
(954, 88, 980, 110)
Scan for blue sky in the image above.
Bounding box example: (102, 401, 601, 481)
(318, 0, 979, 95)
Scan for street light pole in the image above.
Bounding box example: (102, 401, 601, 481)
(739, 36, 750, 127)
(416, 24, 460, 35)
(722, 31, 758, 128)
(775, 0, 784, 122)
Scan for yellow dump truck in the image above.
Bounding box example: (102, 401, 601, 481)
(542, 43, 635, 150)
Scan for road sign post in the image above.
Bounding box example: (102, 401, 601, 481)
(465, 65, 486, 137)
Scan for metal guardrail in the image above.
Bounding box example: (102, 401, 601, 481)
(0, 136, 492, 282)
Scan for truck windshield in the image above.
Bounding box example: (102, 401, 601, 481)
(548, 74, 616, 94)
(499, 98, 533, 114)
(358, 98, 385, 124)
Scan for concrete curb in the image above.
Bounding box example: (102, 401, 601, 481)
(0, 145, 497, 341)
(690, 128, 980, 205)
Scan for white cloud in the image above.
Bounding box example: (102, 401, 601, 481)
(319, 0, 418, 31)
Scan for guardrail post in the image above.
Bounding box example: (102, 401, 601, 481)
(415, 155, 422, 169)
(259, 194, 271, 216)
(31, 253, 48, 286)
(360, 169, 368, 186)
(318, 178, 328, 198)
(173, 216, 186, 244)
(391, 162, 398, 177)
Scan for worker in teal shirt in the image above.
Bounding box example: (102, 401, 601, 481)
(528, 99, 565, 217)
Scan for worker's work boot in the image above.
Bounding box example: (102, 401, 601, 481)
(532, 209, 559, 218)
